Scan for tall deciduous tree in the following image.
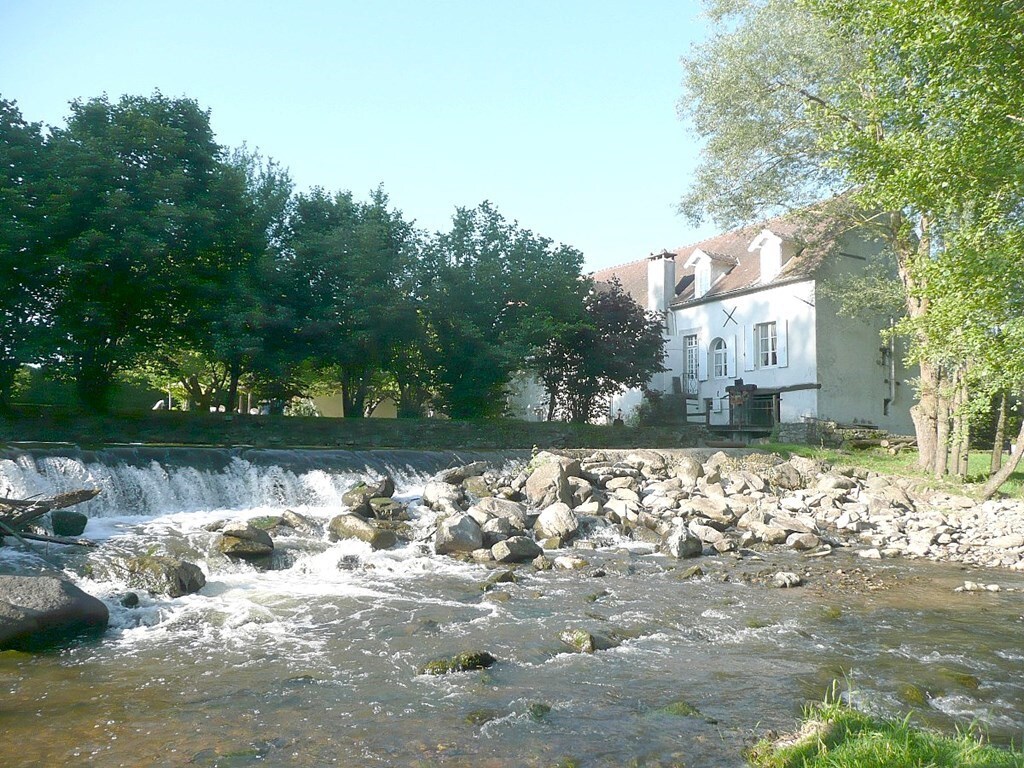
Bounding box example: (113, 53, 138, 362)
(417, 202, 587, 419)
(535, 279, 666, 423)
(44, 93, 250, 412)
(279, 186, 416, 416)
(0, 99, 52, 410)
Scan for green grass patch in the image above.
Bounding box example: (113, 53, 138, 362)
(746, 698, 1024, 768)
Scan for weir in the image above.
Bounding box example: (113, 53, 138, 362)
(0, 446, 527, 518)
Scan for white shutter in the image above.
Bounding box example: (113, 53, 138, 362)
(727, 335, 737, 378)
(744, 325, 755, 371)
(698, 342, 709, 382)
(777, 319, 789, 368)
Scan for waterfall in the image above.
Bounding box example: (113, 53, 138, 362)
(0, 447, 525, 518)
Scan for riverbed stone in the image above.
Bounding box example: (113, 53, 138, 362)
(435, 461, 490, 485)
(492, 536, 542, 564)
(471, 497, 532, 530)
(534, 502, 579, 541)
(0, 575, 109, 651)
(559, 627, 619, 653)
(50, 509, 88, 537)
(434, 514, 484, 555)
(661, 527, 703, 558)
(422, 481, 465, 514)
(328, 514, 397, 550)
(219, 522, 275, 559)
(90, 554, 206, 598)
(772, 571, 803, 588)
(418, 650, 496, 675)
(525, 461, 574, 508)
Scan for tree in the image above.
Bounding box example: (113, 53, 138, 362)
(679, 0, 1024, 481)
(277, 186, 417, 416)
(43, 93, 251, 412)
(417, 202, 587, 419)
(535, 279, 666, 423)
(0, 99, 52, 410)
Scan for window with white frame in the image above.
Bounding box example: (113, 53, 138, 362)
(711, 337, 728, 379)
(684, 334, 699, 390)
(755, 321, 778, 367)
(695, 264, 710, 298)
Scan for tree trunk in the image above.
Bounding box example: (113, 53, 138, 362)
(982, 419, 1024, 499)
(955, 373, 970, 478)
(991, 390, 1007, 474)
(933, 367, 951, 479)
(226, 360, 241, 414)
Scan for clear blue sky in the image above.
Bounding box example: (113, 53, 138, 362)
(1, 0, 719, 271)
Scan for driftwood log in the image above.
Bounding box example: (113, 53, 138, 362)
(0, 488, 100, 548)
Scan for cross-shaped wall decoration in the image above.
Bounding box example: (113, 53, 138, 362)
(722, 306, 738, 326)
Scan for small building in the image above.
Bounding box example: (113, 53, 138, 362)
(592, 212, 914, 438)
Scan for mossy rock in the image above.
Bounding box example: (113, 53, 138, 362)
(247, 515, 282, 530)
(676, 564, 705, 581)
(481, 569, 517, 592)
(656, 697, 717, 723)
(897, 682, 928, 706)
(464, 708, 501, 726)
(527, 702, 552, 721)
(418, 650, 496, 675)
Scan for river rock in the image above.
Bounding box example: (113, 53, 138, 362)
(559, 627, 619, 653)
(328, 514, 397, 550)
(281, 509, 317, 533)
(369, 497, 409, 521)
(342, 476, 395, 514)
(525, 461, 574, 509)
(661, 527, 703, 558)
(50, 509, 88, 537)
(422, 481, 465, 514)
(772, 571, 803, 588)
(91, 554, 206, 597)
(534, 502, 579, 541)
(219, 522, 275, 559)
(769, 461, 805, 490)
(492, 535, 543, 563)
(418, 650, 496, 675)
(471, 497, 533, 530)
(462, 475, 493, 499)
(0, 575, 109, 651)
(786, 532, 820, 551)
(435, 461, 490, 485)
(434, 514, 484, 555)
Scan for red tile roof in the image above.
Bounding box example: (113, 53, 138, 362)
(591, 207, 843, 309)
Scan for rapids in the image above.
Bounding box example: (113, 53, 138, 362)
(1, 447, 1022, 767)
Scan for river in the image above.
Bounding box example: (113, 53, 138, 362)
(1, 447, 1022, 767)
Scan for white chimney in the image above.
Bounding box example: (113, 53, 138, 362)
(647, 251, 676, 312)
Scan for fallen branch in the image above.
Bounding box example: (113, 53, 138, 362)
(0, 487, 101, 547)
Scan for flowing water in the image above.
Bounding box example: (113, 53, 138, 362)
(1, 447, 1022, 767)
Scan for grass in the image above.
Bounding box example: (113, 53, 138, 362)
(746, 697, 1024, 768)
(759, 442, 1024, 498)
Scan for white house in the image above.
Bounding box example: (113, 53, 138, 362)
(593, 213, 915, 436)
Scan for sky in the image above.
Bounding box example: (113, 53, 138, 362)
(1, 0, 721, 272)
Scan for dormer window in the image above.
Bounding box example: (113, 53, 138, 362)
(748, 229, 798, 284)
(684, 248, 736, 300)
(695, 263, 711, 298)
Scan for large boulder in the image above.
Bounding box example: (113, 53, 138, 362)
(525, 454, 577, 508)
(471, 497, 533, 530)
(342, 476, 396, 515)
(89, 554, 206, 597)
(0, 575, 109, 651)
(533, 502, 579, 542)
(492, 535, 543, 563)
(219, 522, 274, 560)
(422, 481, 465, 514)
(674, 455, 705, 486)
(50, 509, 88, 537)
(434, 514, 484, 555)
(328, 514, 397, 550)
(661, 527, 703, 558)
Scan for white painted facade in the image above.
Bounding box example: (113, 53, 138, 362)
(609, 224, 915, 434)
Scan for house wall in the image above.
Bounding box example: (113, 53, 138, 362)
(666, 279, 819, 425)
(813, 245, 916, 434)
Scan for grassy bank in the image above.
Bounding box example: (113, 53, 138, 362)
(0, 409, 701, 451)
(747, 697, 1024, 768)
